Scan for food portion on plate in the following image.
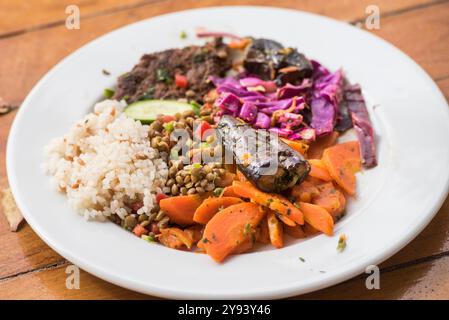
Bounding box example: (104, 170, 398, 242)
(45, 32, 376, 263)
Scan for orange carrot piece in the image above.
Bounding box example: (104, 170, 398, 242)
(307, 131, 339, 159)
(267, 211, 284, 248)
(284, 225, 307, 239)
(216, 172, 236, 187)
(322, 141, 361, 195)
(308, 159, 333, 182)
(281, 138, 309, 155)
(276, 213, 296, 227)
(193, 197, 243, 224)
(201, 202, 264, 262)
(133, 224, 148, 237)
(228, 38, 251, 50)
(221, 186, 240, 198)
(299, 202, 334, 236)
(313, 182, 346, 221)
(184, 225, 204, 244)
(233, 181, 304, 225)
(159, 194, 204, 225)
(256, 215, 270, 244)
(303, 223, 320, 236)
(158, 227, 193, 249)
(291, 180, 320, 203)
(236, 170, 248, 182)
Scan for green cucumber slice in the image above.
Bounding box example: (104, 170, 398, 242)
(124, 100, 195, 124)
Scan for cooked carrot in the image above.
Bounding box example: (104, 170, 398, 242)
(133, 224, 148, 237)
(307, 131, 339, 159)
(216, 172, 236, 187)
(284, 225, 307, 239)
(267, 211, 283, 248)
(233, 181, 304, 225)
(276, 213, 296, 227)
(184, 225, 204, 244)
(158, 227, 193, 249)
(193, 197, 243, 224)
(228, 38, 251, 50)
(281, 138, 309, 155)
(200, 202, 264, 262)
(256, 215, 270, 244)
(159, 194, 204, 225)
(236, 170, 248, 182)
(221, 186, 240, 198)
(299, 202, 334, 236)
(291, 180, 320, 203)
(303, 223, 320, 236)
(313, 182, 346, 221)
(322, 141, 361, 195)
(308, 159, 333, 181)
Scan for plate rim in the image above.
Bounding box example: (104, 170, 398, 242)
(6, 5, 449, 299)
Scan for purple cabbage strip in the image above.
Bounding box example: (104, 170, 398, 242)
(254, 112, 271, 129)
(278, 79, 312, 99)
(214, 92, 242, 116)
(239, 102, 258, 123)
(345, 84, 377, 168)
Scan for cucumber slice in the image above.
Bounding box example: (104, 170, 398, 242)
(124, 100, 195, 124)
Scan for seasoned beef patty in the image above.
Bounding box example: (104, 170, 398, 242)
(114, 38, 232, 103)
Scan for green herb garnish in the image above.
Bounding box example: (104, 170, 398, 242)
(156, 68, 172, 83)
(103, 88, 115, 99)
(192, 163, 202, 169)
(337, 234, 347, 252)
(179, 31, 187, 39)
(190, 101, 201, 116)
(213, 188, 224, 197)
(163, 121, 174, 133)
(243, 223, 251, 235)
(141, 234, 156, 243)
(299, 257, 305, 262)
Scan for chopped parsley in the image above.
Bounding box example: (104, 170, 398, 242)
(202, 237, 211, 244)
(103, 88, 115, 99)
(102, 69, 111, 76)
(299, 257, 305, 263)
(243, 223, 251, 235)
(213, 188, 224, 197)
(163, 121, 174, 133)
(179, 30, 187, 39)
(156, 68, 172, 83)
(337, 234, 347, 252)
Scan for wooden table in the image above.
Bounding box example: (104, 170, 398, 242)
(1, 0, 449, 300)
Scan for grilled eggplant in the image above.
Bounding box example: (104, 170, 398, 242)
(243, 38, 313, 86)
(216, 115, 310, 193)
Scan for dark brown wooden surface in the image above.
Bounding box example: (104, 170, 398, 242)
(1, 0, 449, 299)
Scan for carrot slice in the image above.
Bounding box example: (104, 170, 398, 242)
(291, 180, 320, 203)
(159, 194, 204, 225)
(200, 202, 264, 262)
(233, 181, 304, 225)
(281, 138, 309, 155)
(322, 141, 361, 195)
(193, 197, 243, 224)
(267, 211, 284, 248)
(299, 202, 334, 236)
(276, 213, 296, 227)
(216, 172, 236, 187)
(307, 131, 339, 159)
(221, 186, 240, 198)
(157, 227, 194, 249)
(284, 225, 307, 239)
(236, 170, 248, 182)
(256, 215, 270, 244)
(313, 182, 346, 221)
(308, 159, 333, 181)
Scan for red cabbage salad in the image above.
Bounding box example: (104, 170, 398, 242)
(210, 38, 377, 168)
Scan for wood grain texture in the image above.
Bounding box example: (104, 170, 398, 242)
(1, 0, 449, 299)
(0, 0, 436, 36)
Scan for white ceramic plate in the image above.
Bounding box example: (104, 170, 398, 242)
(7, 6, 449, 299)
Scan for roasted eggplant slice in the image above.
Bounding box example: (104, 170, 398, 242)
(243, 38, 313, 86)
(216, 115, 310, 193)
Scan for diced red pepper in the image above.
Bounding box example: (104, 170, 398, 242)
(130, 201, 144, 212)
(156, 193, 168, 204)
(175, 74, 188, 88)
(133, 224, 148, 237)
(194, 121, 212, 141)
(161, 115, 175, 123)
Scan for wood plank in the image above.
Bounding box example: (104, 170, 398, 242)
(2, 251, 449, 299)
(369, 0, 449, 80)
(0, 0, 436, 36)
(301, 255, 449, 299)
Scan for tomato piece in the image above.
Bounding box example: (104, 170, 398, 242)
(156, 193, 168, 204)
(175, 74, 188, 88)
(194, 121, 212, 141)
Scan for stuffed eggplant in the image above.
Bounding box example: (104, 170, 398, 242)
(216, 115, 310, 193)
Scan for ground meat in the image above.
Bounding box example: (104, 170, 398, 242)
(113, 38, 232, 103)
